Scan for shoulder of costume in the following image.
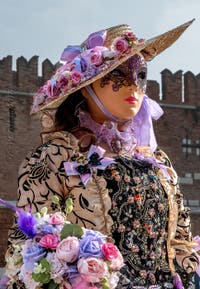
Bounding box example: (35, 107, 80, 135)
(154, 147, 173, 168)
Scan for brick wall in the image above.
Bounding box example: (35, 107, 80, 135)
(0, 56, 200, 267)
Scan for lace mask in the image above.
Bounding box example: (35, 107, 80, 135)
(100, 54, 147, 92)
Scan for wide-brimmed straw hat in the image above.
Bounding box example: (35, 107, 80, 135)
(31, 19, 194, 114)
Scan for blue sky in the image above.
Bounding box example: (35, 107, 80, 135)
(0, 0, 199, 83)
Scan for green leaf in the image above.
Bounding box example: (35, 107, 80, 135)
(40, 258, 51, 271)
(60, 223, 84, 240)
(47, 280, 59, 289)
(100, 277, 110, 289)
(32, 272, 51, 284)
(32, 258, 51, 284)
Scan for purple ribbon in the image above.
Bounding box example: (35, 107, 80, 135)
(64, 145, 115, 185)
(60, 45, 82, 62)
(134, 95, 164, 152)
(173, 273, 184, 289)
(135, 153, 171, 180)
(60, 30, 107, 63)
(85, 30, 107, 49)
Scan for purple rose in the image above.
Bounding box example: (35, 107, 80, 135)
(79, 230, 106, 258)
(23, 244, 46, 270)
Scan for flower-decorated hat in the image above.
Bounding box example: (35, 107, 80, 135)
(31, 19, 194, 114)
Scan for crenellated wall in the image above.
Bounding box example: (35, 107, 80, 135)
(147, 68, 200, 106)
(0, 56, 200, 267)
(0, 55, 59, 91)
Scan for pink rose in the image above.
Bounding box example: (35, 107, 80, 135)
(123, 32, 137, 41)
(59, 75, 69, 90)
(49, 212, 65, 225)
(77, 257, 108, 283)
(101, 242, 119, 261)
(71, 71, 82, 85)
(90, 47, 103, 66)
(39, 234, 59, 250)
(114, 38, 129, 53)
(56, 237, 80, 263)
(109, 251, 124, 270)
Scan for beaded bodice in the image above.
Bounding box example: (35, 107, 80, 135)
(98, 155, 173, 288)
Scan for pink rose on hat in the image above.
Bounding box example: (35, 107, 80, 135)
(56, 236, 80, 263)
(90, 47, 104, 66)
(114, 37, 129, 53)
(71, 71, 82, 85)
(77, 257, 108, 283)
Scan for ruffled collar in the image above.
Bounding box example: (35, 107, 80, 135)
(77, 95, 163, 155)
(77, 109, 137, 155)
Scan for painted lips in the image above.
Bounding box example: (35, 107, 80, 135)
(124, 96, 138, 104)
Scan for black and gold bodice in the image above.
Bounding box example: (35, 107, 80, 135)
(98, 156, 173, 288)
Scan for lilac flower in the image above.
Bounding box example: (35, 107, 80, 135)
(79, 230, 106, 258)
(23, 244, 46, 270)
(40, 224, 56, 235)
(65, 265, 79, 283)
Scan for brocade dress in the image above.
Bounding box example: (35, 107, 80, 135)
(5, 115, 198, 289)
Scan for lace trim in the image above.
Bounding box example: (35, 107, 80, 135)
(78, 109, 137, 154)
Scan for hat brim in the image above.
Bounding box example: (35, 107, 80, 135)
(33, 19, 194, 113)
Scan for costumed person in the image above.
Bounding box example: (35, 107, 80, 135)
(2, 19, 200, 289)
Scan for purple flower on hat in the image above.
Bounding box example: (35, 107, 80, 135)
(80, 57, 88, 72)
(86, 30, 107, 49)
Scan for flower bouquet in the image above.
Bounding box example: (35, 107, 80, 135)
(0, 197, 124, 289)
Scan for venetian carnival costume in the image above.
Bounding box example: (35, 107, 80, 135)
(2, 20, 200, 289)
